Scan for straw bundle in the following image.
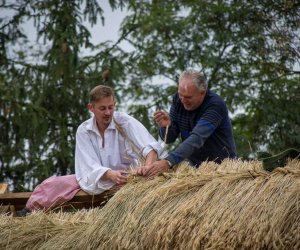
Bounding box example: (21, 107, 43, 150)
(1, 159, 299, 250)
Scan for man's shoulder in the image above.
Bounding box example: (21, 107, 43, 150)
(173, 92, 180, 102)
(113, 111, 137, 127)
(114, 111, 146, 132)
(207, 90, 226, 106)
(77, 117, 93, 133)
(203, 90, 229, 116)
(114, 111, 131, 122)
(172, 93, 184, 109)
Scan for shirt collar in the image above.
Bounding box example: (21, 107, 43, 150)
(86, 115, 117, 135)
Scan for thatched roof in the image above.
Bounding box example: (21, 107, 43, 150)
(1, 159, 299, 249)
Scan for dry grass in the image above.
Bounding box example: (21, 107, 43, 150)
(1, 159, 299, 250)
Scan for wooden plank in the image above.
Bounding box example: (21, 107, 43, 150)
(0, 189, 116, 206)
(0, 192, 32, 205)
(0, 183, 118, 216)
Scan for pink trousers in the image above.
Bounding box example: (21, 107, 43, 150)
(26, 174, 81, 211)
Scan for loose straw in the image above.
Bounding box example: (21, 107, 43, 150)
(164, 125, 169, 144)
(1, 160, 300, 250)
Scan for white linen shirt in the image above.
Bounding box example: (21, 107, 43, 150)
(75, 111, 166, 194)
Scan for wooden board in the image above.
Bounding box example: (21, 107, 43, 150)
(0, 185, 117, 215)
(0, 190, 115, 206)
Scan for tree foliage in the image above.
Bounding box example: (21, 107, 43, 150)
(0, 0, 299, 190)
(0, 0, 127, 190)
(120, 0, 300, 157)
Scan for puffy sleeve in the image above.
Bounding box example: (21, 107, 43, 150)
(118, 113, 167, 160)
(75, 125, 114, 194)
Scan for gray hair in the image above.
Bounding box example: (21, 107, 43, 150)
(179, 69, 207, 90)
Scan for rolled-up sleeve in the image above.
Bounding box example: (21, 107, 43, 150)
(122, 115, 167, 160)
(142, 141, 168, 159)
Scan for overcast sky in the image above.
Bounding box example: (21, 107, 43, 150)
(82, 2, 133, 55)
(1, 1, 130, 59)
(89, 1, 127, 44)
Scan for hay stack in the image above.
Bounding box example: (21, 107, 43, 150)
(1, 159, 299, 249)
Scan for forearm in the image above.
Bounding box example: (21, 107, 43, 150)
(101, 169, 128, 185)
(101, 169, 112, 181)
(166, 139, 196, 165)
(166, 123, 213, 165)
(144, 150, 158, 165)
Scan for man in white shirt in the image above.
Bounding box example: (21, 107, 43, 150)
(75, 85, 166, 194)
(17, 85, 165, 216)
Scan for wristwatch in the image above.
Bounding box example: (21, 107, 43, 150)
(165, 160, 173, 168)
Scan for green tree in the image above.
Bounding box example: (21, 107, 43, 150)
(120, 0, 300, 158)
(0, 0, 130, 191)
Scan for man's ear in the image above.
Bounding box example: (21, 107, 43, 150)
(88, 103, 94, 112)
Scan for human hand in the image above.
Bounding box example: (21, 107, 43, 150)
(138, 160, 170, 178)
(102, 170, 128, 185)
(153, 111, 171, 128)
(131, 166, 144, 176)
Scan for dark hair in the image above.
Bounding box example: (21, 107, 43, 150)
(89, 85, 115, 103)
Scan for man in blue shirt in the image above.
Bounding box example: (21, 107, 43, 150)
(140, 69, 237, 177)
